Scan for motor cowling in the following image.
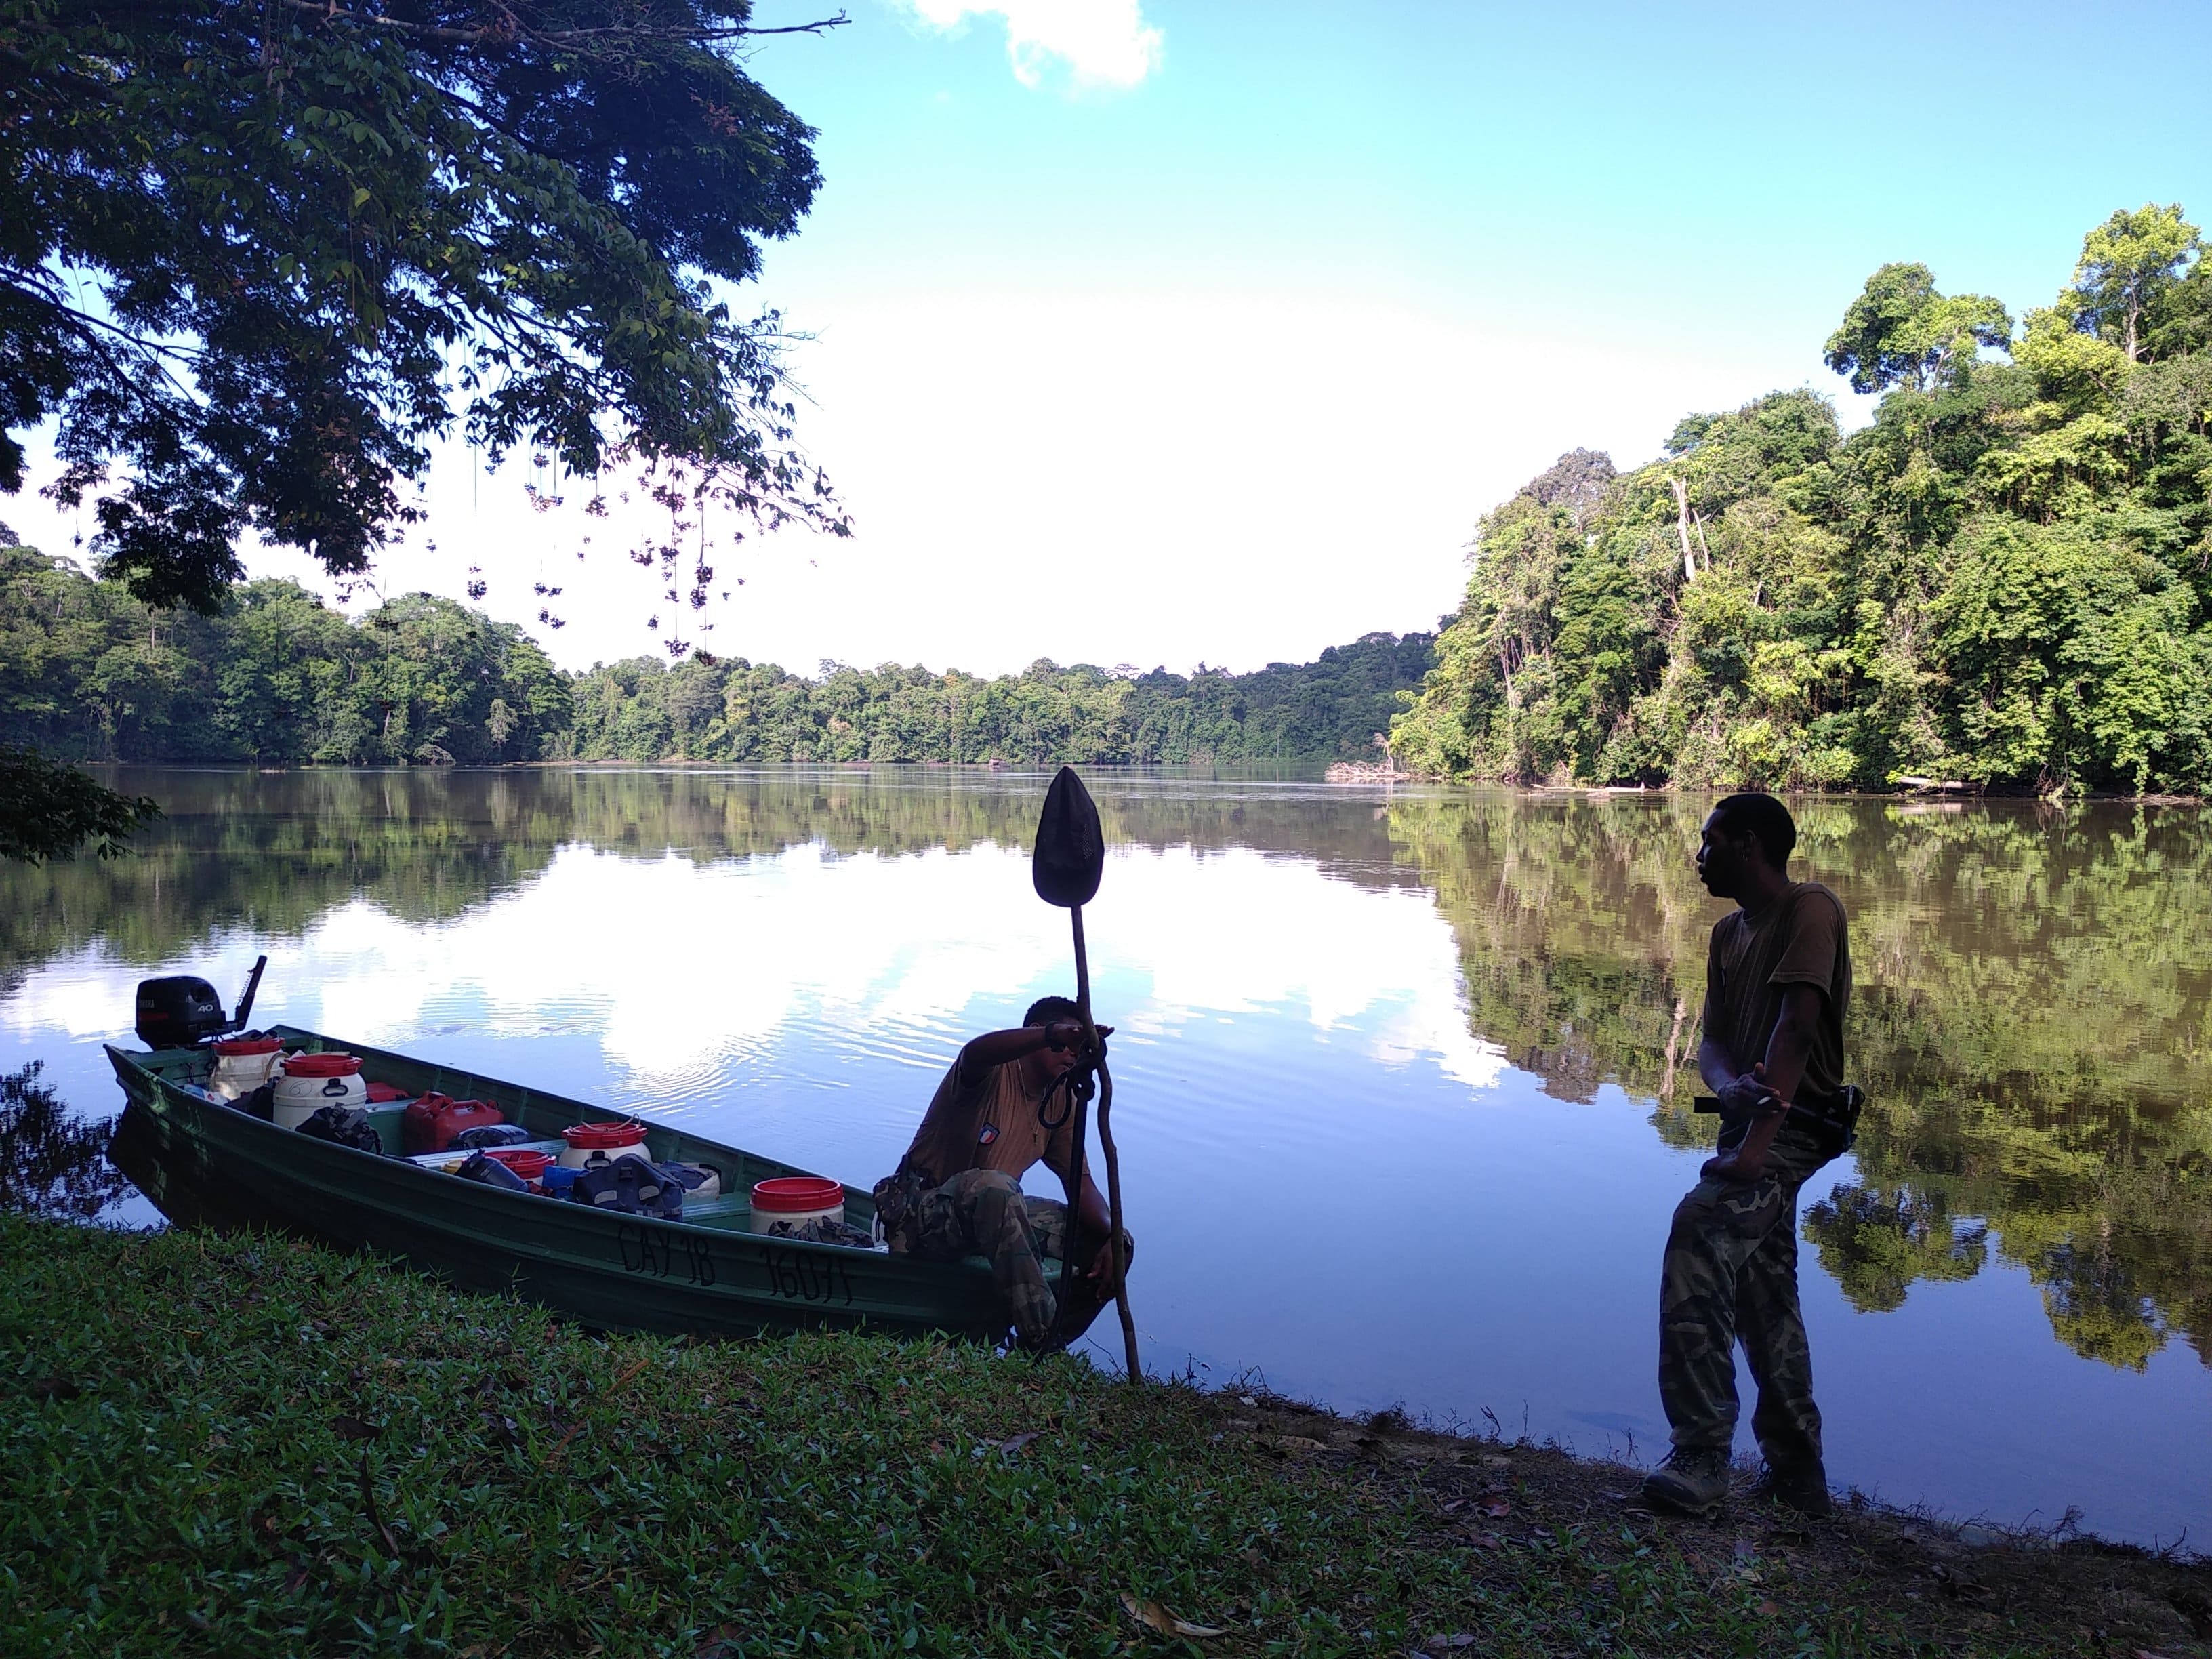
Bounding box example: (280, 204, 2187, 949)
(136, 976, 227, 1050)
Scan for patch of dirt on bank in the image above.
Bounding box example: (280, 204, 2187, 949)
(1217, 1391, 2212, 1657)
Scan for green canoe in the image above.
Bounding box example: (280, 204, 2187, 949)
(105, 1027, 1027, 1343)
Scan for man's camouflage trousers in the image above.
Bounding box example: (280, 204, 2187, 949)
(1659, 1126, 1835, 1467)
(909, 1169, 1131, 1348)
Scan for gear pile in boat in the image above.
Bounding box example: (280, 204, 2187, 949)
(172, 1041, 851, 1231)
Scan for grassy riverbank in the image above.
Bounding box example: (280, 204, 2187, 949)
(4, 1216, 2206, 1658)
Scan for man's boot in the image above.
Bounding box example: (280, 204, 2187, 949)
(1749, 1458, 1832, 1517)
(1640, 1446, 1732, 1515)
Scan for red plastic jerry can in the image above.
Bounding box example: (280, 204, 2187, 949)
(402, 1091, 506, 1155)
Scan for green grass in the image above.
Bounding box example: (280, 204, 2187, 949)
(1, 1214, 2199, 1658)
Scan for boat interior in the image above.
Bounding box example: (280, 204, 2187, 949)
(135, 1025, 878, 1238)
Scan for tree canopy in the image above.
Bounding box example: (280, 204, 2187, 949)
(0, 533, 1433, 766)
(1, 0, 847, 612)
(1395, 204, 2212, 796)
(0, 744, 158, 863)
(1822, 262, 2011, 394)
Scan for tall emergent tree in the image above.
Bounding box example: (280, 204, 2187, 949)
(1, 0, 849, 613)
(1822, 262, 2012, 394)
(1395, 205, 2212, 795)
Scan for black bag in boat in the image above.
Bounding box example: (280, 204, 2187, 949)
(455, 1150, 529, 1191)
(295, 1103, 384, 1155)
(450, 1122, 531, 1151)
(566, 1158, 682, 1219)
(237, 1081, 276, 1122)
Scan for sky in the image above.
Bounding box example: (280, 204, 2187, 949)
(11, 0, 2212, 676)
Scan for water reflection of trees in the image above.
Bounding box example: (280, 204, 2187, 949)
(5, 769, 2206, 1371)
(0, 1063, 128, 1221)
(1802, 1186, 1988, 1314)
(0, 766, 1427, 976)
(1385, 792, 2212, 1373)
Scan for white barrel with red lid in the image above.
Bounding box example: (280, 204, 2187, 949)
(272, 1052, 367, 1128)
(209, 1036, 284, 1101)
(748, 1175, 846, 1234)
(558, 1120, 653, 1170)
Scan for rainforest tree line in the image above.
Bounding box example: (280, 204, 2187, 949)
(0, 536, 1431, 767)
(1392, 204, 2212, 795)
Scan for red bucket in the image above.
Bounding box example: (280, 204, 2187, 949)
(562, 1121, 648, 1151)
(283, 1052, 361, 1078)
(485, 1148, 552, 1184)
(752, 1176, 845, 1214)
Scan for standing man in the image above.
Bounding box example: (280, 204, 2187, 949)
(872, 996, 1131, 1351)
(1642, 793, 1856, 1519)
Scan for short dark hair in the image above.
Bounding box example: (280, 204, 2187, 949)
(1024, 994, 1080, 1027)
(1713, 792, 1797, 868)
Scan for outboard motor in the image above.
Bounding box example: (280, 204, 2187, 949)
(136, 977, 226, 1049)
(135, 956, 267, 1050)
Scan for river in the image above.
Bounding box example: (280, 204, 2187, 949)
(3, 766, 2206, 1545)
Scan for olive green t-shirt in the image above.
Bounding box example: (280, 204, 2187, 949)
(899, 1056, 1077, 1193)
(1700, 881, 1851, 1102)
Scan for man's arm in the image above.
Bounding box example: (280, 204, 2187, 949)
(956, 1019, 1092, 1084)
(1703, 983, 1824, 1182)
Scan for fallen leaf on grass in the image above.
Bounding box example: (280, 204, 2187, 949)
(1423, 1637, 1477, 1653)
(1475, 1495, 1511, 1519)
(1261, 1435, 1326, 1456)
(1757, 1600, 1780, 1616)
(1120, 1593, 1227, 1639)
(975, 1431, 1040, 1457)
(1439, 1498, 1465, 1514)
(1463, 1532, 1503, 1551)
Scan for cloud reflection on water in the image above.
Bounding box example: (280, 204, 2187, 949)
(3, 838, 1506, 1099)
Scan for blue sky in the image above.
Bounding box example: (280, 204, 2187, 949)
(15, 0, 2211, 674)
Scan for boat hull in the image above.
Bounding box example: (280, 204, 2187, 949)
(105, 1036, 1016, 1343)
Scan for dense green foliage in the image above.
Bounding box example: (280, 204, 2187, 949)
(6, 1213, 2188, 1655)
(0, 745, 158, 863)
(561, 633, 1436, 764)
(0, 544, 572, 764)
(3, 0, 845, 611)
(0, 537, 1431, 765)
(1393, 205, 2212, 795)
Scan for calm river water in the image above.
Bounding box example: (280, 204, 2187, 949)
(3, 767, 2207, 1545)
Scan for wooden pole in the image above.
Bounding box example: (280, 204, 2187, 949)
(1070, 906, 1140, 1383)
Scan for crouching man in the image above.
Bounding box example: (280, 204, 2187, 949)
(872, 996, 1132, 1351)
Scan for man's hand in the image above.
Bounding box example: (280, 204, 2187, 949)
(1043, 1019, 1113, 1052)
(1702, 1065, 1789, 1182)
(1716, 1062, 1784, 1118)
(1084, 1233, 1128, 1284)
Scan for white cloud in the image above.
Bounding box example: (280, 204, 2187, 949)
(900, 0, 1163, 89)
